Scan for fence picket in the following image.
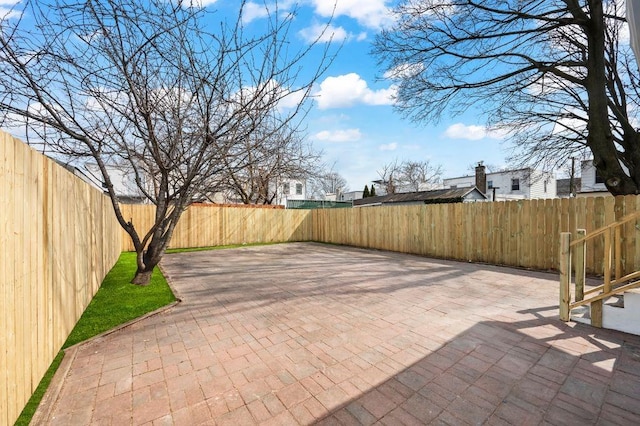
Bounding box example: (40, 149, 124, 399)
(4, 125, 640, 424)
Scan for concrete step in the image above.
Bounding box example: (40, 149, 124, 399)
(603, 288, 640, 336)
(570, 305, 591, 325)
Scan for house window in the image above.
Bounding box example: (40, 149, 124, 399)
(283, 182, 290, 194)
(595, 170, 605, 184)
(295, 183, 303, 195)
(511, 178, 520, 191)
(450, 185, 457, 189)
(487, 180, 493, 189)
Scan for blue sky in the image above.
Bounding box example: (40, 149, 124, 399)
(0, 0, 511, 190)
(223, 0, 510, 191)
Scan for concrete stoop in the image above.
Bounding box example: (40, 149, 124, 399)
(603, 289, 640, 336)
(571, 287, 640, 336)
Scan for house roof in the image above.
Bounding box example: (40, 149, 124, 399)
(353, 187, 487, 207)
(443, 167, 549, 182)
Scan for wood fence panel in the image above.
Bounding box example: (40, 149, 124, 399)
(1, 132, 122, 425)
(632, 195, 640, 277)
(309, 196, 640, 275)
(479, 202, 491, 263)
(120, 204, 314, 252)
(627, 196, 640, 277)
(592, 197, 606, 275)
(6, 123, 640, 426)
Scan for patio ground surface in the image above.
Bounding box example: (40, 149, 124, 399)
(36, 242, 640, 425)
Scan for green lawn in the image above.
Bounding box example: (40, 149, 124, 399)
(14, 252, 176, 425)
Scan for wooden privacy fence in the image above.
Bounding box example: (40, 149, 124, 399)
(0, 132, 122, 426)
(311, 196, 640, 276)
(119, 204, 313, 252)
(4, 127, 640, 425)
(120, 195, 640, 277)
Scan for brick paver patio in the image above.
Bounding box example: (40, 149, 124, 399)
(37, 243, 640, 425)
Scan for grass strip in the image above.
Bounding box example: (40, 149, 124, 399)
(14, 252, 176, 425)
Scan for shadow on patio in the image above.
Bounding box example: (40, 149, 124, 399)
(38, 243, 640, 425)
(315, 307, 640, 424)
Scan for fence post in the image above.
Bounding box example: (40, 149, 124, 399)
(559, 232, 572, 321)
(591, 300, 603, 328)
(604, 228, 612, 293)
(575, 229, 586, 302)
(615, 226, 622, 281)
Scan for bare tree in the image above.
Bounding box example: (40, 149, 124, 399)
(308, 170, 349, 199)
(219, 120, 321, 204)
(377, 159, 443, 193)
(374, 0, 640, 195)
(0, 0, 333, 284)
(398, 160, 443, 191)
(376, 161, 399, 195)
(465, 163, 501, 175)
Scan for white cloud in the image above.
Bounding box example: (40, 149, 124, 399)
(314, 73, 396, 109)
(551, 107, 588, 137)
(311, 0, 394, 29)
(195, 0, 219, 5)
(0, 0, 21, 20)
(444, 123, 505, 141)
(379, 142, 397, 151)
(383, 62, 424, 80)
(241, 0, 298, 24)
(276, 89, 306, 110)
(299, 24, 349, 43)
(242, 2, 269, 23)
(314, 128, 362, 142)
(0, 8, 19, 19)
(182, 0, 218, 8)
(234, 79, 303, 109)
(298, 24, 369, 44)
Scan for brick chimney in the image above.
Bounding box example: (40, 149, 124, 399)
(475, 162, 486, 194)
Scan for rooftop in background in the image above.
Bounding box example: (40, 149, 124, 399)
(556, 177, 582, 198)
(353, 187, 487, 207)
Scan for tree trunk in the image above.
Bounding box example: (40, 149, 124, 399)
(131, 244, 162, 286)
(131, 267, 154, 286)
(586, 0, 639, 195)
(130, 214, 176, 285)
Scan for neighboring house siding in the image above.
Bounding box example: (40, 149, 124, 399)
(488, 172, 529, 199)
(528, 170, 557, 199)
(442, 176, 475, 189)
(275, 178, 306, 206)
(340, 191, 364, 201)
(464, 191, 488, 201)
(580, 160, 608, 193)
(443, 168, 556, 200)
(84, 163, 150, 203)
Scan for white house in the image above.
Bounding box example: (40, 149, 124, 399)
(443, 164, 557, 201)
(83, 162, 151, 203)
(274, 178, 306, 206)
(579, 160, 611, 197)
(338, 191, 363, 202)
(80, 161, 308, 206)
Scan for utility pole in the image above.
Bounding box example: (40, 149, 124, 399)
(569, 157, 576, 197)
